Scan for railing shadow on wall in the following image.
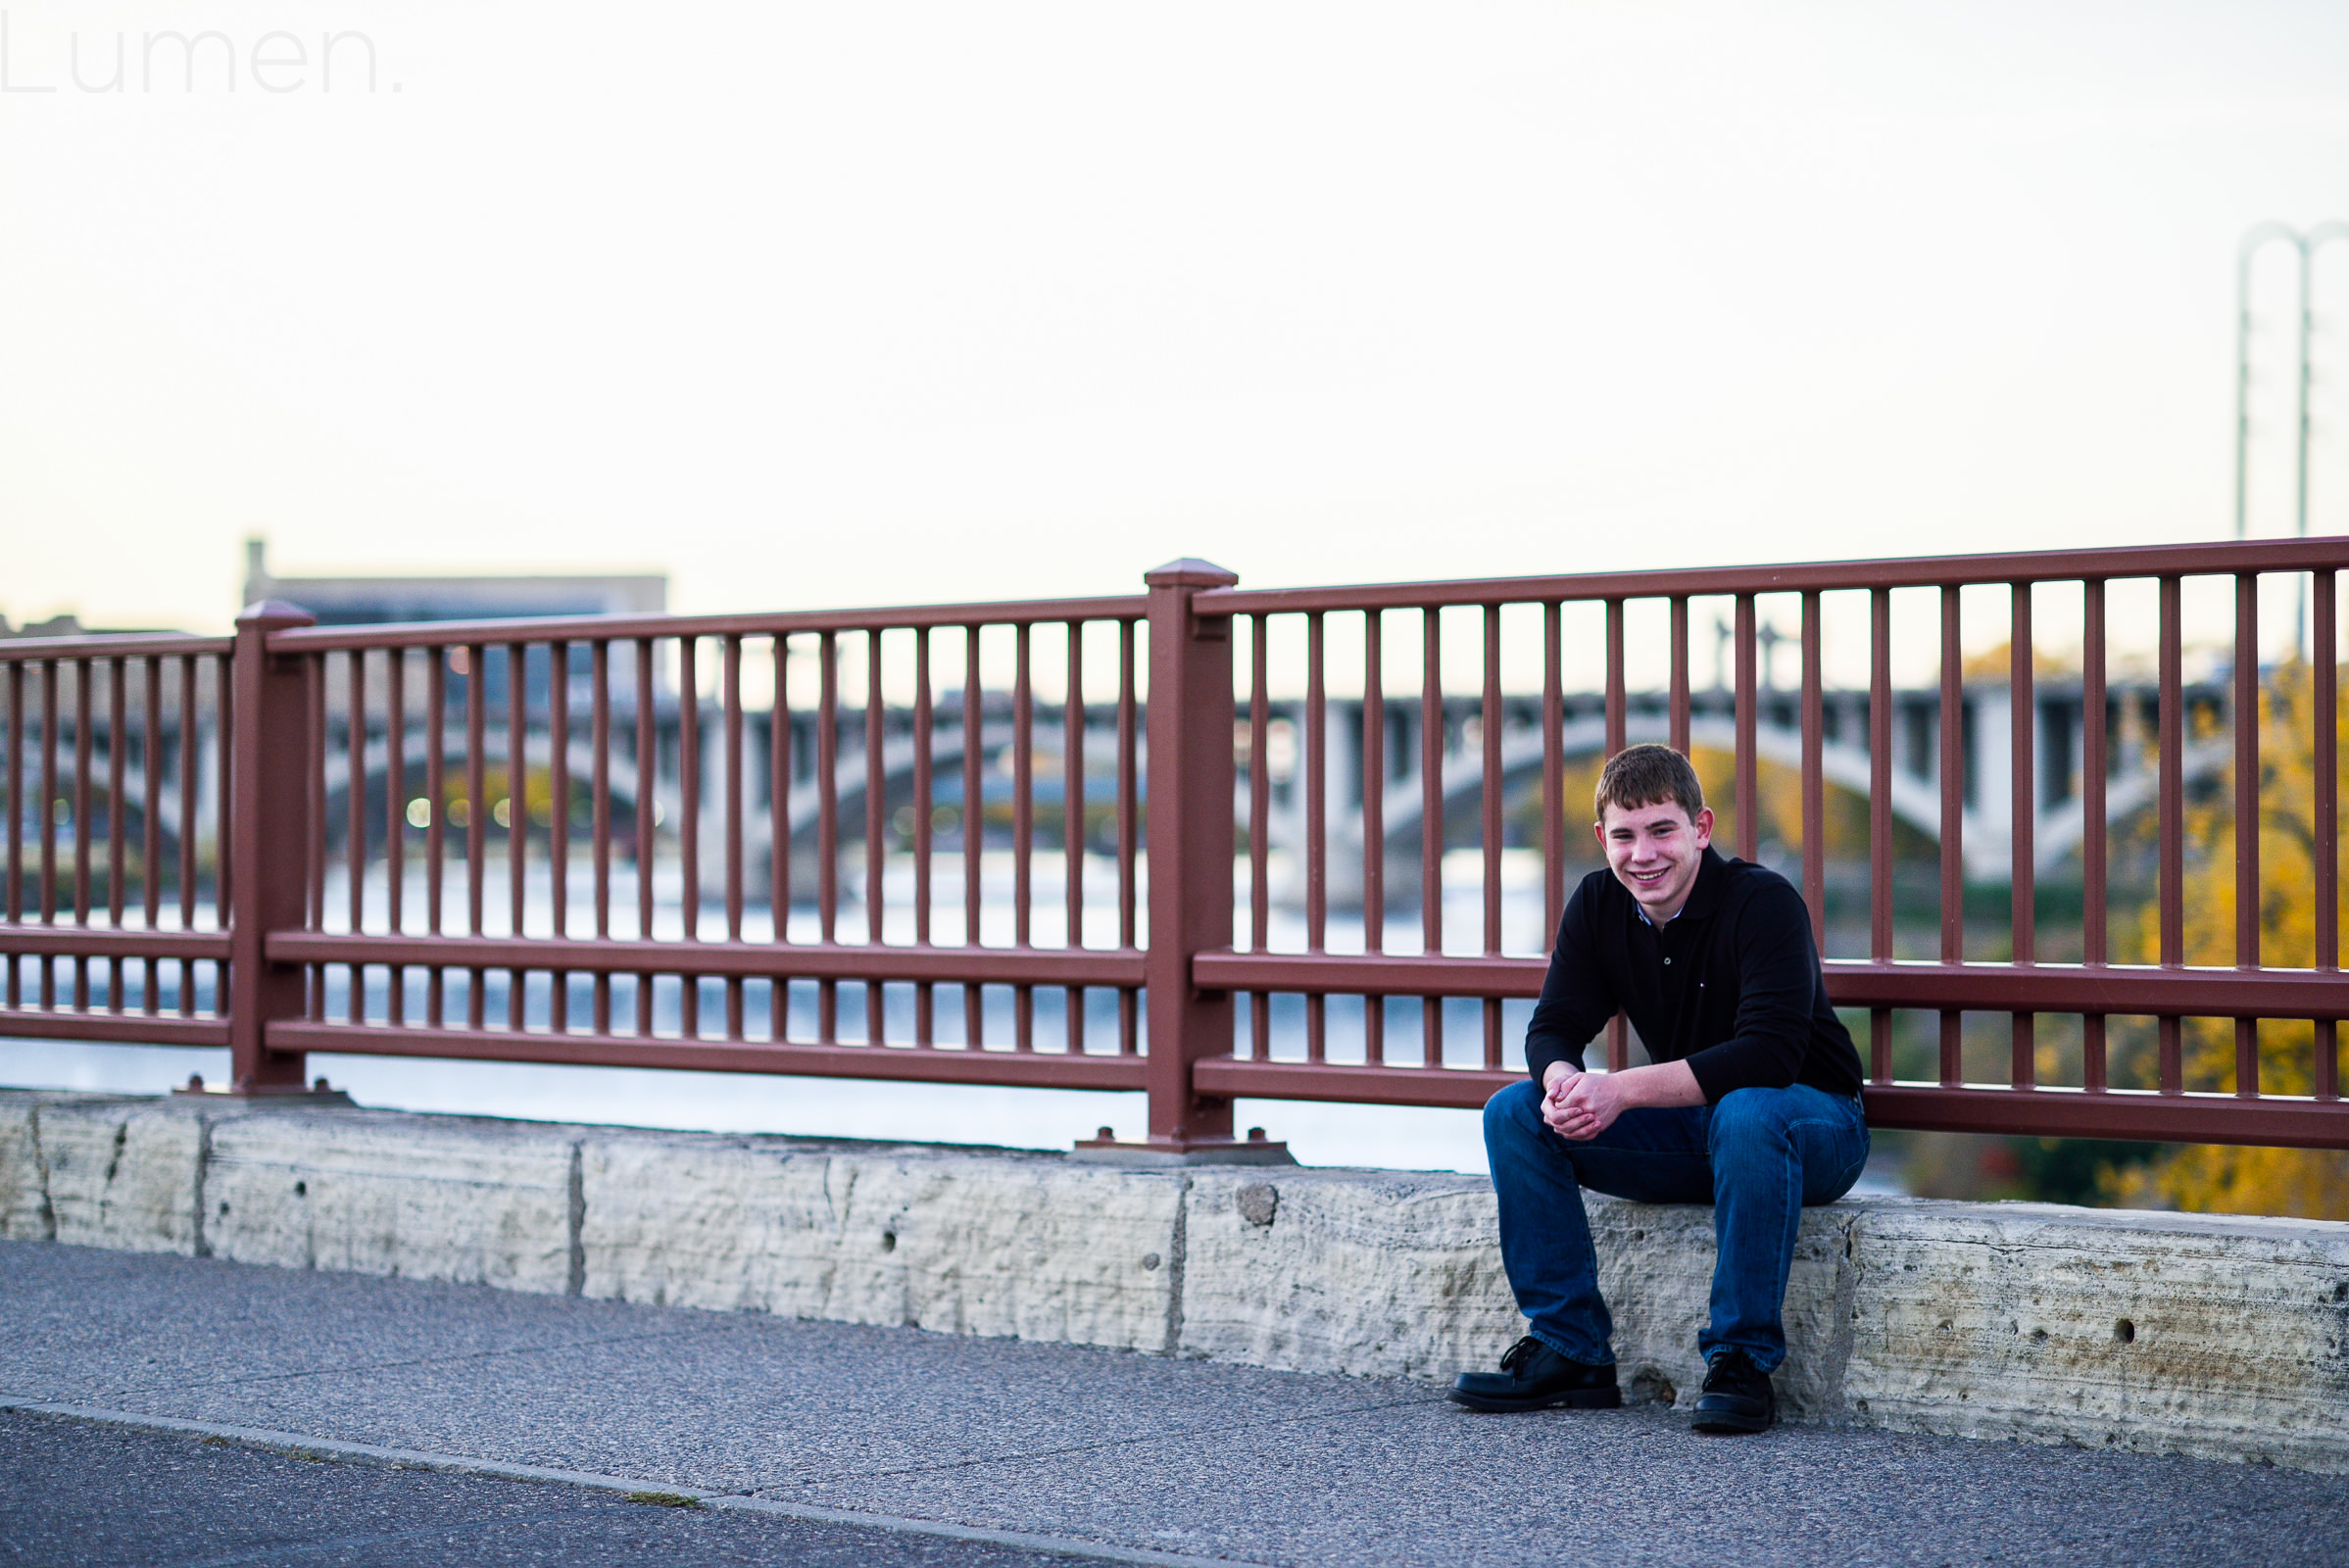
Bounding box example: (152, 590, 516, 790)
(5, 539, 2348, 1158)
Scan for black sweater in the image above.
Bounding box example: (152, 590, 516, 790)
(1524, 847, 1864, 1103)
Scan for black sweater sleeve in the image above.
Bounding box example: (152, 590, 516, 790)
(1522, 876, 1620, 1086)
(1681, 877, 1824, 1102)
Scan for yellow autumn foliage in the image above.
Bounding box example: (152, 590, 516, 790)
(2109, 661, 2349, 1219)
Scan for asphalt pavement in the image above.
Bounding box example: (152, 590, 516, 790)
(2, 1239, 2344, 1568)
(0, 1411, 1095, 1568)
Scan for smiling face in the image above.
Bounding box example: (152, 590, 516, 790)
(1594, 799, 1714, 924)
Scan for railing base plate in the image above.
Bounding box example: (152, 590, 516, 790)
(1069, 1136, 1295, 1167)
(171, 1075, 357, 1108)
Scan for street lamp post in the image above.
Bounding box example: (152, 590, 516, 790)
(2234, 220, 2349, 658)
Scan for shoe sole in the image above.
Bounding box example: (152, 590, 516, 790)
(1446, 1386, 1623, 1414)
(1689, 1408, 1773, 1435)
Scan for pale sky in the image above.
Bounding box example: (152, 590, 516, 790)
(3, 0, 2347, 636)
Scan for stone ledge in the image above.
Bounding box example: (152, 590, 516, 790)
(4, 1088, 2342, 1473)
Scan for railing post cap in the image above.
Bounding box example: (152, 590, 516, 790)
(236, 600, 318, 630)
(1144, 560, 1239, 590)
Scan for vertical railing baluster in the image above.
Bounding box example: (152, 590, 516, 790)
(106, 658, 125, 1012)
(1604, 598, 1627, 1072)
(913, 626, 934, 1045)
(1734, 596, 1758, 865)
(1013, 621, 1034, 1050)
(678, 635, 701, 1040)
(634, 638, 656, 1035)
(2, 662, 17, 1011)
(106, 658, 125, 1010)
(1116, 616, 1139, 1054)
(1421, 607, 1444, 1069)
(1306, 611, 1327, 1064)
(1064, 619, 1086, 1054)
(549, 642, 569, 1034)
(1540, 604, 1561, 947)
(1669, 597, 1691, 753)
(2234, 574, 2261, 1098)
(865, 629, 886, 1045)
(724, 634, 745, 1042)
(1483, 605, 1504, 1071)
(38, 660, 57, 1010)
(1869, 589, 1891, 1082)
(591, 640, 613, 1035)
(2158, 575, 2184, 1094)
(502, 648, 525, 1028)
(2315, 570, 2338, 1101)
(465, 644, 487, 1030)
(817, 630, 839, 1041)
(768, 635, 788, 1043)
(1937, 587, 1962, 1086)
(2010, 585, 2034, 1089)
(305, 654, 325, 1021)
(1800, 593, 1825, 955)
(426, 648, 446, 1028)
(385, 650, 405, 1025)
(4, 662, 19, 937)
(215, 653, 233, 948)
(1364, 610, 1387, 1066)
(1248, 613, 1269, 1061)
(509, 645, 527, 1030)
(349, 650, 367, 1024)
(2082, 581, 2109, 1092)
(142, 655, 161, 1012)
(179, 657, 199, 1015)
(961, 625, 983, 1048)
(74, 657, 93, 1010)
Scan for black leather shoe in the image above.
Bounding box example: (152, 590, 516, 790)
(1448, 1336, 1621, 1413)
(1690, 1348, 1776, 1434)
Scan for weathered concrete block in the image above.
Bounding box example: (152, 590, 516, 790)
(1842, 1200, 2349, 1472)
(1179, 1168, 1517, 1379)
(0, 1092, 57, 1241)
(580, 1135, 1182, 1352)
(24, 1096, 206, 1255)
(1177, 1169, 1855, 1414)
(204, 1108, 577, 1292)
(1580, 1199, 1859, 1418)
(577, 1132, 836, 1315)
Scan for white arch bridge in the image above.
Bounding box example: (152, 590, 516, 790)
(269, 673, 2228, 904)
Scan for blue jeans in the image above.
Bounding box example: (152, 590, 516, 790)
(1484, 1078, 1869, 1372)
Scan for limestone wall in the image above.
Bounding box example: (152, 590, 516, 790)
(4, 1088, 2342, 1473)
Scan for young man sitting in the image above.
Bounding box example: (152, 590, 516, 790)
(1449, 744, 1868, 1434)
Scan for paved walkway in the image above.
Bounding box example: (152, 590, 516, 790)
(3, 1241, 2344, 1568)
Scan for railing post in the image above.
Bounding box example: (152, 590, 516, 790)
(225, 600, 318, 1095)
(1081, 558, 1284, 1164)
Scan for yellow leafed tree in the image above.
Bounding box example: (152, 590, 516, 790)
(2113, 661, 2349, 1218)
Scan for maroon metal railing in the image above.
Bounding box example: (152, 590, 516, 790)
(6, 540, 2348, 1152)
(0, 634, 234, 1049)
(249, 588, 1160, 1105)
(1195, 537, 2349, 1149)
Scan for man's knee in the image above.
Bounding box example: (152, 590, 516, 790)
(1706, 1087, 1797, 1160)
(1484, 1079, 1546, 1148)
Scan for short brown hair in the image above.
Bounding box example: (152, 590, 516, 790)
(1594, 744, 1704, 821)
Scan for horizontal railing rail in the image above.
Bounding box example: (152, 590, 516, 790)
(264, 597, 1151, 652)
(5, 542, 2347, 1154)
